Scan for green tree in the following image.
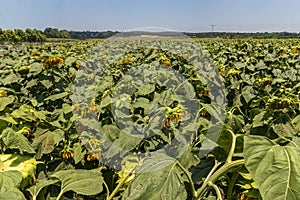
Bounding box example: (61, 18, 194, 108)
(34, 29, 46, 43)
(44, 27, 59, 38)
(14, 29, 27, 42)
(14, 29, 45, 43)
(3, 29, 16, 42)
(25, 28, 34, 42)
(0, 28, 3, 42)
(58, 30, 71, 38)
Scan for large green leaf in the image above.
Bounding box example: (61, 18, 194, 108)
(103, 125, 143, 158)
(10, 105, 38, 122)
(178, 146, 200, 169)
(0, 115, 17, 125)
(32, 129, 64, 159)
(29, 62, 43, 75)
(244, 136, 300, 200)
(1, 128, 35, 153)
(0, 171, 23, 192)
(135, 84, 155, 96)
(27, 178, 60, 200)
(0, 154, 39, 179)
(51, 169, 103, 196)
(0, 189, 26, 200)
(0, 96, 15, 111)
(252, 111, 272, 128)
(1, 74, 21, 85)
(122, 161, 187, 200)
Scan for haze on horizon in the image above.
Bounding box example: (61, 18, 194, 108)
(1, 0, 300, 33)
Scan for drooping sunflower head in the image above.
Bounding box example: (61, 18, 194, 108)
(44, 56, 64, 67)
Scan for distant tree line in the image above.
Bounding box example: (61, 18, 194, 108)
(69, 30, 118, 39)
(2, 27, 300, 43)
(43, 28, 71, 38)
(61, 30, 300, 39)
(66, 30, 300, 39)
(43, 28, 118, 39)
(0, 28, 46, 43)
(184, 31, 300, 39)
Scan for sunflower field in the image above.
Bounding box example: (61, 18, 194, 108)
(1, 37, 300, 200)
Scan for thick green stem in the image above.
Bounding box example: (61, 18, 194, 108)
(209, 159, 244, 184)
(107, 171, 132, 200)
(208, 182, 223, 200)
(227, 172, 239, 200)
(103, 180, 110, 200)
(226, 130, 237, 164)
(176, 162, 197, 198)
(196, 159, 245, 199)
(196, 161, 220, 198)
(56, 190, 64, 200)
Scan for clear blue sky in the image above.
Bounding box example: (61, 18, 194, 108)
(1, 0, 300, 32)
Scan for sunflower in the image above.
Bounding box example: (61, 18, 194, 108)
(44, 56, 64, 67)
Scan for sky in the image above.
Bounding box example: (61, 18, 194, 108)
(1, 0, 300, 32)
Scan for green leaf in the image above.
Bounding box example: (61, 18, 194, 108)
(158, 90, 176, 106)
(73, 142, 85, 164)
(0, 189, 26, 200)
(123, 161, 187, 200)
(292, 115, 300, 132)
(32, 129, 64, 159)
(102, 124, 120, 141)
(1, 128, 35, 154)
(136, 84, 155, 96)
(0, 115, 17, 125)
(40, 80, 53, 89)
(25, 79, 38, 89)
(100, 95, 112, 108)
(137, 152, 177, 173)
(1, 74, 21, 85)
(27, 178, 59, 200)
(133, 97, 150, 109)
(271, 113, 295, 137)
(255, 60, 267, 70)
(45, 92, 69, 101)
(29, 62, 43, 75)
(105, 132, 143, 159)
(64, 57, 77, 66)
(0, 171, 23, 192)
(95, 76, 114, 93)
(11, 108, 36, 122)
(177, 80, 196, 99)
(271, 121, 296, 138)
(244, 136, 300, 200)
(51, 169, 103, 196)
(241, 86, 256, 103)
(0, 154, 39, 180)
(62, 103, 73, 114)
(113, 132, 143, 152)
(227, 112, 245, 132)
(0, 96, 15, 111)
(178, 146, 200, 169)
(252, 111, 272, 128)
